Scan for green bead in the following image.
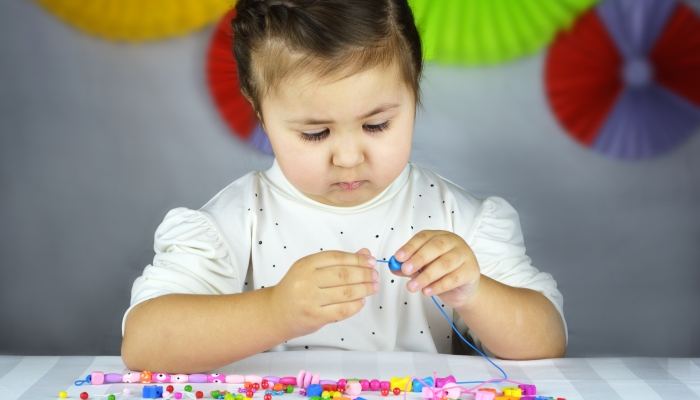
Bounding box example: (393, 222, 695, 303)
(236, 394, 244, 400)
(286, 385, 293, 393)
(108, 395, 115, 400)
(211, 390, 221, 398)
(185, 385, 193, 392)
(310, 396, 322, 400)
(225, 394, 235, 400)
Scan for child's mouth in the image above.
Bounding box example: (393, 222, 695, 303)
(337, 181, 366, 190)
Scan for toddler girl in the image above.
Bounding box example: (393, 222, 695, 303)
(121, 0, 567, 373)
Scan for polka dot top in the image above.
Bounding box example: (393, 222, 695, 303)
(124, 159, 566, 355)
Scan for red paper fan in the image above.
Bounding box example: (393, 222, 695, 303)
(207, 8, 273, 154)
(545, 0, 700, 159)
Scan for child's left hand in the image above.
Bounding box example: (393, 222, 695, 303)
(393, 230, 481, 309)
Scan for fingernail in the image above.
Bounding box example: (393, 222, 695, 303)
(367, 257, 376, 267)
(403, 262, 413, 274)
(373, 282, 380, 292)
(396, 250, 405, 260)
(372, 270, 378, 280)
(361, 298, 366, 305)
(423, 287, 432, 295)
(409, 281, 418, 291)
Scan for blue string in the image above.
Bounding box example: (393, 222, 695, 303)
(377, 258, 508, 382)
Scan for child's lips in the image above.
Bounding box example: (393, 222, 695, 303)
(336, 181, 366, 190)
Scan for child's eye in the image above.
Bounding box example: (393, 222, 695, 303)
(300, 129, 330, 142)
(364, 121, 390, 132)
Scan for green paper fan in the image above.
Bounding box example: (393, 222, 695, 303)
(409, 0, 600, 65)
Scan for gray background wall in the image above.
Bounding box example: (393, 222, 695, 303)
(1, 0, 699, 358)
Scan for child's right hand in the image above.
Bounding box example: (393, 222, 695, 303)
(269, 248, 378, 337)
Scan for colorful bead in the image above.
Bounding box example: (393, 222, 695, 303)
(286, 385, 294, 393)
(108, 395, 116, 400)
(263, 376, 281, 384)
(332, 392, 342, 398)
(503, 387, 522, 397)
(246, 375, 263, 384)
(306, 384, 323, 397)
(173, 374, 190, 383)
(253, 383, 261, 390)
(434, 376, 456, 389)
(166, 385, 175, 393)
(265, 394, 272, 400)
(175, 394, 183, 400)
(225, 393, 235, 400)
(58, 391, 68, 398)
(273, 383, 284, 391)
(321, 384, 337, 392)
(196, 392, 204, 399)
(262, 382, 270, 389)
(381, 389, 389, 397)
(474, 392, 495, 400)
(80, 392, 88, 399)
(208, 374, 225, 384)
(337, 379, 347, 389)
(411, 377, 433, 393)
(189, 374, 207, 384)
(236, 395, 244, 400)
(246, 390, 254, 398)
(280, 376, 297, 386)
(393, 388, 401, 396)
(154, 373, 172, 383)
(227, 375, 245, 384)
(212, 390, 221, 398)
(122, 372, 140, 383)
(518, 384, 536, 395)
(140, 371, 153, 383)
(91, 371, 104, 385)
(345, 382, 362, 399)
(322, 391, 330, 398)
(380, 382, 390, 390)
(104, 373, 123, 383)
(360, 380, 369, 391)
(369, 380, 380, 391)
(440, 382, 461, 399)
(390, 377, 412, 393)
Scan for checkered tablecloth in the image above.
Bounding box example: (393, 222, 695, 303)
(1, 352, 699, 399)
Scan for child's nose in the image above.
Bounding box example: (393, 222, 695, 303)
(331, 133, 365, 168)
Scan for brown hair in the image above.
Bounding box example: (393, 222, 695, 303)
(231, 0, 423, 116)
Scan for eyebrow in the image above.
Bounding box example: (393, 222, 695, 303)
(286, 103, 401, 125)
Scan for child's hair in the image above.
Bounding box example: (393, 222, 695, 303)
(231, 0, 423, 115)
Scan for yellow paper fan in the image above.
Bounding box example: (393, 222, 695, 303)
(33, 0, 234, 41)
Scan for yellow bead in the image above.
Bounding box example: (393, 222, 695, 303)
(321, 391, 330, 398)
(58, 392, 68, 399)
(390, 377, 412, 393)
(332, 392, 342, 398)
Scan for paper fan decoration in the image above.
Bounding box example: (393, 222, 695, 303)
(545, 0, 700, 159)
(33, 0, 233, 41)
(207, 9, 273, 155)
(408, 0, 600, 65)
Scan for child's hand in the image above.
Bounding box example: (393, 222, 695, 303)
(393, 231, 480, 309)
(269, 249, 378, 337)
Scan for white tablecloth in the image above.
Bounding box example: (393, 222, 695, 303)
(1, 353, 699, 400)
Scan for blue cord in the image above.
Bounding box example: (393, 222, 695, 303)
(378, 258, 508, 382)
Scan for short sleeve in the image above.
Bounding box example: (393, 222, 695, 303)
(122, 207, 242, 336)
(456, 196, 567, 355)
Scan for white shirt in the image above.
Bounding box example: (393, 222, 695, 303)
(124, 160, 567, 355)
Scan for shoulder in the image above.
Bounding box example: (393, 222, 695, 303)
(407, 162, 483, 211)
(198, 169, 262, 219)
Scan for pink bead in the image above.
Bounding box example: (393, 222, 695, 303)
(304, 373, 312, 388)
(369, 380, 381, 391)
(297, 371, 306, 388)
(337, 379, 347, 389)
(434, 376, 456, 389)
(263, 376, 280, 384)
(172, 374, 189, 383)
(122, 372, 140, 383)
(474, 392, 495, 400)
(246, 375, 263, 384)
(380, 381, 390, 390)
(346, 382, 362, 398)
(441, 383, 460, 399)
(91, 371, 104, 385)
(279, 377, 297, 386)
(174, 393, 183, 400)
(208, 373, 225, 383)
(360, 380, 369, 391)
(162, 390, 173, 399)
(311, 373, 320, 385)
(421, 388, 435, 399)
(226, 375, 245, 384)
(153, 373, 171, 383)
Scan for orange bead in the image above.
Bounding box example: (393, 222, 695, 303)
(140, 371, 153, 383)
(245, 382, 253, 389)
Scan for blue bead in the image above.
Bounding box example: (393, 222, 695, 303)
(411, 377, 433, 392)
(306, 384, 323, 397)
(388, 256, 403, 271)
(142, 385, 163, 399)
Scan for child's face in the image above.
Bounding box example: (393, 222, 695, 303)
(260, 63, 415, 207)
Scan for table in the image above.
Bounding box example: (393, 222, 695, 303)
(1, 353, 699, 400)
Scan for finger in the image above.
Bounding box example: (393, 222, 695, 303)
(320, 298, 366, 324)
(315, 265, 378, 289)
(394, 230, 438, 265)
(313, 250, 376, 269)
(319, 282, 378, 306)
(406, 250, 467, 294)
(355, 248, 372, 256)
(420, 266, 472, 296)
(400, 232, 458, 276)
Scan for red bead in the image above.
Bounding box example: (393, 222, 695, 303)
(393, 388, 401, 396)
(195, 391, 204, 399)
(262, 382, 270, 389)
(166, 385, 174, 393)
(338, 388, 345, 395)
(246, 390, 254, 398)
(264, 394, 272, 400)
(381, 389, 389, 396)
(253, 383, 260, 390)
(80, 392, 89, 399)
